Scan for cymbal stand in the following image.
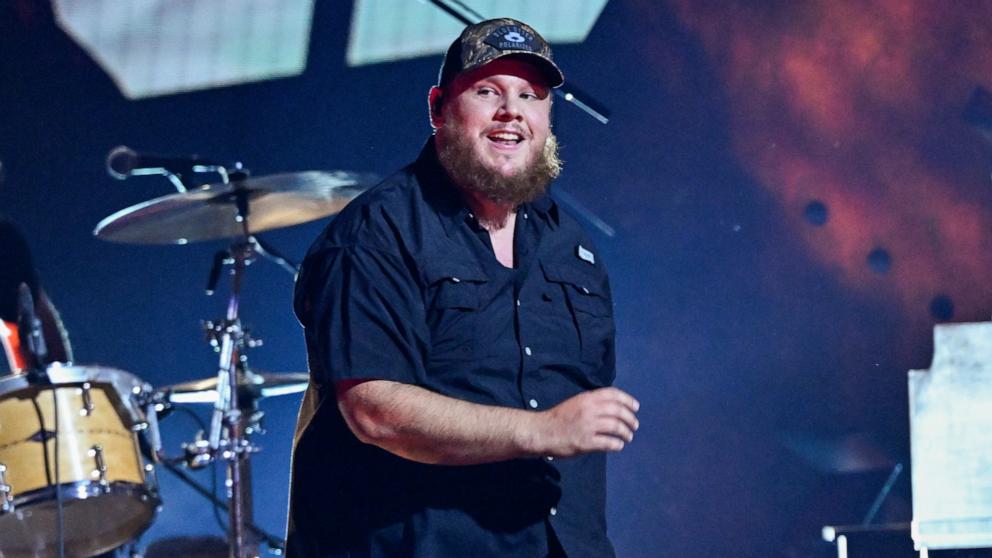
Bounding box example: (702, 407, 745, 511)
(199, 169, 262, 558)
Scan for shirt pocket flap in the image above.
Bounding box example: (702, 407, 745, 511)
(540, 261, 610, 316)
(423, 261, 489, 310)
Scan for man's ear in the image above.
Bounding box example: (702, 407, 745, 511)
(428, 86, 444, 129)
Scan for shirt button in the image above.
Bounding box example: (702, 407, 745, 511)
(550, 507, 557, 516)
(581, 286, 590, 295)
(516, 299, 521, 307)
(524, 346, 532, 356)
(545, 456, 554, 462)
(528, 398, 539, 409)
(450, 276, 461, 283)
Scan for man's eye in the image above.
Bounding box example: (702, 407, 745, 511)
(477, 88, 496, 96)
(521, 92, 537, 100)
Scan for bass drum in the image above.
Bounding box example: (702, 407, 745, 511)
(0, 364, 160, 558)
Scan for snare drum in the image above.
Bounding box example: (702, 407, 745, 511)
(0, 364, 160, 557)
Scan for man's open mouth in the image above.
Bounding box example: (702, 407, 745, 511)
(487, 131, 524, 145)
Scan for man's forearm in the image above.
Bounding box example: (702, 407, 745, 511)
(338, 379, 543, 465)
(337, 379, 640, 466)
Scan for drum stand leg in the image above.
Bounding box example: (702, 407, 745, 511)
(228, 409, 256, 558)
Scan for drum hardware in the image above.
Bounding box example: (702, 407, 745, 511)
(156, 458, 285, 552)
(0, 463, 14, 513)
(160, 370, 309, 405)
(145, 402, 284, 553)
(187, 168, 310, 557)
(109, 166, 277, 558)
(81, 381, 95, 416)
(90, 444, 110, 490)
(181, 435, 214, 470)
(204, 320, 264, 352)
(93, 158, 371, 557)
(252, 235, 302, 277)
(142, 392, 166, 464)
(198, 233, 259, 557)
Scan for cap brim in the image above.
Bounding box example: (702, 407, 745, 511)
(469, 51, 565, 88)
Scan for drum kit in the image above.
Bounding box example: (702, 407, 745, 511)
(0, 154, 373, 558)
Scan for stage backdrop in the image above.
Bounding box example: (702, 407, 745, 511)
(4, 1, 992, 556)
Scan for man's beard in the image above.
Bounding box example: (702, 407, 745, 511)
(436, 126, 562, 207)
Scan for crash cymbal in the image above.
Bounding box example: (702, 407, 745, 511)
(94, 171, 374, 244)
(161, 370, 309, 404)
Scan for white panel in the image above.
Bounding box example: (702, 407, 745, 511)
(53, 0, 315, 99)
(910, 322, 992, 550)
(347, 0, 609, 67)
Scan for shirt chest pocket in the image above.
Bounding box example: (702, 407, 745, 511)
(423, 262, 489, 360)
(540, 261, 614, 367)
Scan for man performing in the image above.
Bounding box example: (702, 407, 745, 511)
(287, 18, 639, 558)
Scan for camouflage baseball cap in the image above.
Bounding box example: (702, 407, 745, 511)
(437, 18, 564, 88)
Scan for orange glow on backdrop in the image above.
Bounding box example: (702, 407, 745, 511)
(652, 0, 992, 323)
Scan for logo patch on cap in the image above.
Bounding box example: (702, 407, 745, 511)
(504, 31, 526, 43)
(484, 25, 537, 52)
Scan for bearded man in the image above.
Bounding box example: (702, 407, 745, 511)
(286, 18, 639, 558)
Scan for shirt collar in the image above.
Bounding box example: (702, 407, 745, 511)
(414, 137, 561, 236)
(414, 138, 469, 237)
(528, 190, 559, 230)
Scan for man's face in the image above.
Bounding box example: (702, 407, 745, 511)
(432, 57, 553, 182)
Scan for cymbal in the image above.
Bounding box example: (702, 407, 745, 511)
(94, 171, 374, 244)
(161, 370, 309, 404)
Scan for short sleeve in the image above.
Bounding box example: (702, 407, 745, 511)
(294, 243, 427, 387)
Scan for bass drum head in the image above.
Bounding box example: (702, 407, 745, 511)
(0, 488, 156, 557)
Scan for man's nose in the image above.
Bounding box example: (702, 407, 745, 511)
(496, 97, 523, 121)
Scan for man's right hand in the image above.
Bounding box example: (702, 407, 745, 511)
(534, 387, 640, 457)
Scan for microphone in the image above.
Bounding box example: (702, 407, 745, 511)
(106, 145, 218, 179)
(17, 283, 48, 379)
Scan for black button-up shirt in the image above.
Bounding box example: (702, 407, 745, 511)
(287, 139, 616, 558)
